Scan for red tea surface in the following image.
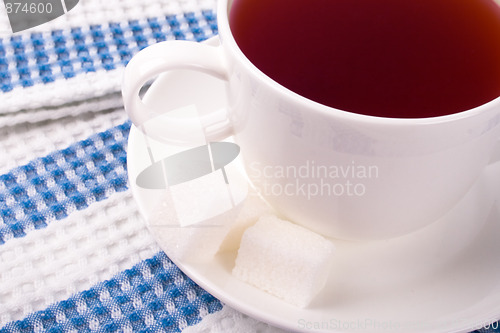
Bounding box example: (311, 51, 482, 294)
(229, 0, 500, 118)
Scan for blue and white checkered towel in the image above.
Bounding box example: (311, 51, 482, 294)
(0, 0, 286, 331)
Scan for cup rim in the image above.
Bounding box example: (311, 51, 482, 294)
(217, 0, 500, 125)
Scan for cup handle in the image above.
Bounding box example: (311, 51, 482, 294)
(122, 39, 232, 145)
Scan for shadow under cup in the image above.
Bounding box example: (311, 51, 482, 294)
(220, 0, 500, 240)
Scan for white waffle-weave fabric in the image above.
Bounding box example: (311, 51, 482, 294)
(0, 0, 288, 331)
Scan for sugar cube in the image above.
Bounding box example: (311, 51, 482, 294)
(232, 215, 335, 307)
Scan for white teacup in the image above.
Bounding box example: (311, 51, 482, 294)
(122, 0, 500, 240)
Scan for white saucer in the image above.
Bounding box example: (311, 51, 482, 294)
(126, 46, 500, 333)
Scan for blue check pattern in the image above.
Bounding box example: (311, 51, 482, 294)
(0, 120, 224, 332)
(0, 122, 130, 244)
(0, 11, 217, 92)
(0, 8, 225, 333)
(0, 251, 222, 332)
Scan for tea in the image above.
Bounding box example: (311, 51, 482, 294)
(229, 0, 500, 118)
